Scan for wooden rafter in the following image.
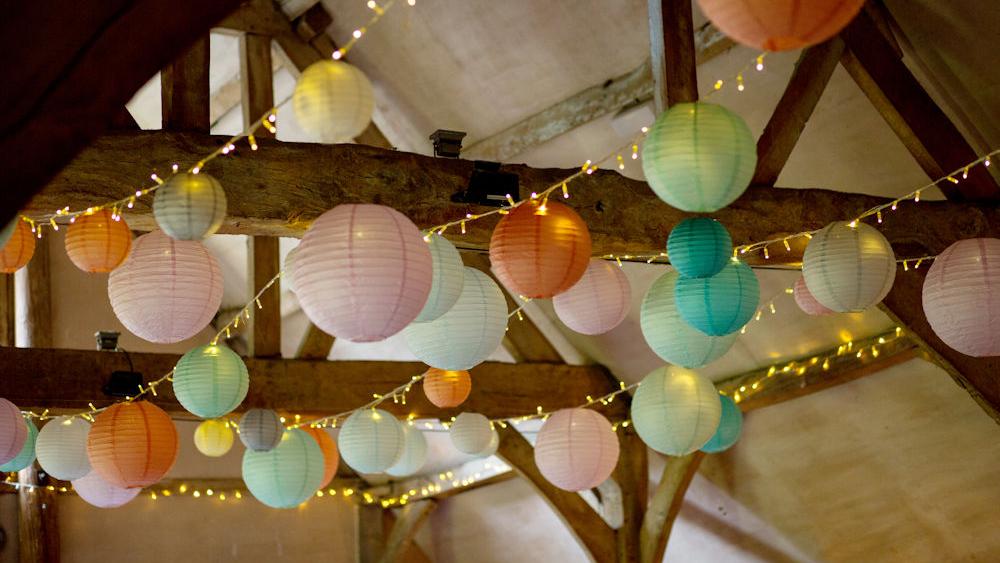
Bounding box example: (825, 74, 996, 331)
(296, 324, 335, 360)
(379, 500, 437, 563)
(614, 428, 649, 563)
(161, 35, 212, 133)
(648, 0, 699, 111)
(639, 452, 705, 563)
(18, 464, 59, 563)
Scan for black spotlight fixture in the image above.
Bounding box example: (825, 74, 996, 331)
(429, 129, 466, 158)
(95, 331, 144, 398)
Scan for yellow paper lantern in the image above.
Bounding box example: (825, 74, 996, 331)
(194, 419, 234, 457)
(292, 61, 375, 143)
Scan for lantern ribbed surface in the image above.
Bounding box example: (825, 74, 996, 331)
(173, 344, 249, 418)
(701, 395, 743, 454)
(239, 409, 284, 452)
(642, 102, 756, 213)
(534, 408, 620, 492)
(478, 429, 500, 457)
(553, 259, 631, 335)
(676, 262, 759, 336)
(337, 409, 404, 474)
(793, 276, 834, 316)
(0, 220, 15, 249)
(405, 267, 507, 370)
(0, 398, 27, 465)
(302, 427, 339, 488)
(73, 471, 141, 509)
(631, 366, 721, 456)
(64, 210, 132, 272)
(489, 200, 592, 298)
(292, 60, 375, 143)
(243, 429, 325, 509)
(449, 412, 493, 455)
(0, 220, 35, 273)
(415, 235, 465, 322)
(283, 246, 301, 294)
(386, 424, 428, 478)
(87, 401, 179, 488)
(802, 222, 896, 312)
(640, 271, 737, 367)
(423, 368, 472, 408)
(698, 0, 864, 51)
(36, 416, 91, 480)
(667, 218, 733, 278)
(153, 173, 227, 240)
(0, 419, 37, 472)
(923, 238, 1000, 357)
(194, 419, 234, 458)
(293, 204, 433, 342)
(108, 231, 223, 343)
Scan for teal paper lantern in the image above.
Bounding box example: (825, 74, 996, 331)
(414, 235, 465, 322)
(642, 102, 756, 212)
(640, 271, 737, 367)
(667, 218, 732, 278)
(701, 394, 742, 453)
(0, 418, 37, 472)
(631, 366, 721, 455)
(173, 344, 249, 418)
(242, 429, 325, 509)
(675, 262, 759, 336)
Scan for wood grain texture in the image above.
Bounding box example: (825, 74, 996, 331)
(248, 236, 281, 357)
(649, 0, 699, 110)
(379, 500, 436, 563)
(639, 452, 704, 563)
(0, 274, 13, 347)
(161, 35, 211, 133)
(614, 427, 648, 563)
(18, 464, 59, 563)
(296, 323, 335, 360)
(240, 32, 275, 138)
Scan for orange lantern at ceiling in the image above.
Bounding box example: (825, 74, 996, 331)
(697, 0, 865, 51)
(0, 220, 35, 273)
(302, 427, 339, 489)
(489, 200, 592, 298)
(65, 209, 132, 273)
(87, 401, 178, 488)
(423, 368, 472, 408)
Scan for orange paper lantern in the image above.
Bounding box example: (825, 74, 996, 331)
(423, 368, 472, 408)
(0, 220, 35, 273)
(697, 0, 864, 51)
(489, 200, 592, 298)
(87, 401, 178, 488)
(302, 427, 339, 488)
(65, 210, 132, 272)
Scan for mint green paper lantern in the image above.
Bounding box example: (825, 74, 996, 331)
(675, 261, 759, 336)
(631, 366, 721, 455)
(640, 271, 737, 367)
(173, 344, 249, 418)
(667, 218, 732, 278)
(414, 234, 465, 322)
(642, 102, 756, 212)
(701, 395, 743, 453)
(0, 418, 37, 472)
(242, 429, 325, 509)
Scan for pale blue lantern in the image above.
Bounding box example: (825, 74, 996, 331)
(675, 261, 759, 336)
(337, 409, 405, 474)
(0, 418, 37, 472)
(173, 344, 249, 418)
(414, 235, 465, 322)
(667, 218, 732, 278)
(242, 429, 325, 509)
(701, 395, 743, 453)
(631, 366, 721, 456)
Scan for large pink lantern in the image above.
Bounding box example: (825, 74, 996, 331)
(72, 471, 141, 509)
(108, 231, 223, 343)
(293, 204, 433, 342)
(0, 399, 27, 465)
(553, 259, 631, 335)
(923, 238, 1000, 357)
(793, 276, 833, 316)
(533, 408, 620, 492)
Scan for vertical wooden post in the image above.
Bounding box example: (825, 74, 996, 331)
(0, 273, 14, 347)
(648, 0, 699, 113)
(20, 237, 52, 348)
(379, 500, 436, 563)
(358, 504, 386, 563)
(639, 452, 705, 563)
(240, 33, 275, 136)
(614, 427, 648, 563)
(161, 35, 211, 132)
(18, 465, 59, 563)
(247, 237, 281, 358)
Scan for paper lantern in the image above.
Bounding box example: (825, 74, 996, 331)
(0, 220, 35, 273)
(64, 210, 132, 272)
(0, 398, 27, 465)
(793, 276, 833, 316)
(534, 408, 619, 492)
(243, 428, 325, 509)
(642, 103, 756, 213)
(631, 366, 721, 455)
(292, 60, 375, 143)
(802, 222, 896, 312)
(449, 412, 493, 455)
(153, 173, 227, 240)
(489, 200, 592, 298)
(72, 471, 141, 509)
(553, 259, 631, 335)
(239, 409, 285, 452)
(108, 230, 223, 343)
(303, 427, 339, 488)
(423, 368, 472, 408)
(404, 268, 507, 371)
(923, 238, 1000, 357)
(293, 204, 432, 342)
(283, 245, 301, 294)
(173, 344, 249, 418)
(415, 234, 465, 322)
(386, 424, 428, 478)
(0, 220, 16, 249)
(36, 416, 91, 480)
(478, 428, 500, 457)
(698, 0, 864, 51)
(640, 271, 737, 368)
(87, 401, 178, 488)
(667, 218, 732, 278)
(337, 409, 404, 474)
(0, 419, 37, 472)
(675, 262, 759, 336)
(701, 395, 743, 454)
(194, 419, 234, 457)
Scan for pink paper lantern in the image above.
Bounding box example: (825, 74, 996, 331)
(108, 230, 223, 343)
(793, 276, 833, 316)
(923, 238, 1000, 357)
(293, 204, 433, 342)
(553, 259, 631, 335)
(0, 399, 27, 465)
(534, 408, 620, 492)
(72, 471, 141, 509)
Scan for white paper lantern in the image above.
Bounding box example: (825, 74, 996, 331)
(238, 409, 284, 452)
(553, 259, 631, 335)
(449, 412, 493, 455)
(923, 238, 1000, 356)
(72, 471, 140, 509)
(414, 235, 465, 322)
(631, 366, 721, 455)
(477, 428, 500, 457)
(283, 245, 301, 294)
(337, 409, 405, 473)
(404, 267, 507, 370)
(534, 408, 620, 491)
(36, 417, 91, 480)
(153, 173, 227, 240)
(292, 60, 375, 143)
(802, 222, 896, 312)
(386, 424, 428, 477)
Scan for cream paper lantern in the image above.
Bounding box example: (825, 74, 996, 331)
(631, 366, 721, 456)
(36, 416, 91, 480)
(553, 259, 631, 335)
(477, 428, 500, 457)
(337, 409, 405, 473)
(194, 419, 235, 457)
(291, 60, 375, 143)
(386, 424, 428, 477)
(802, 222, 896, 312)
(153, 173, 227, 240)
(449, 412, 494, 455)
(414, 234, 465, 322)
(533, 408, 620, 492)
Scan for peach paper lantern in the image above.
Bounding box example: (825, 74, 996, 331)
(108, 230, 223, 343)
(292, 204, 433, 342)
(793, 276, 833, 316)
(489, 200, 592, 298)
(303, 426, 340, 488)
(534, 408, 620, 492)
(0, 398, 27, 465)
(0, 220, 35, 273)
(64, 210, 132, 272)
(87, 401, 179, 488)
(423, 368, 472, 408)
(553, 258, 631, 335)
(72, 471, 141, 509)
(697, 0, 865, 51)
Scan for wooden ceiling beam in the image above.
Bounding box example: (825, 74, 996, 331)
(648, 0, 699, 111)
